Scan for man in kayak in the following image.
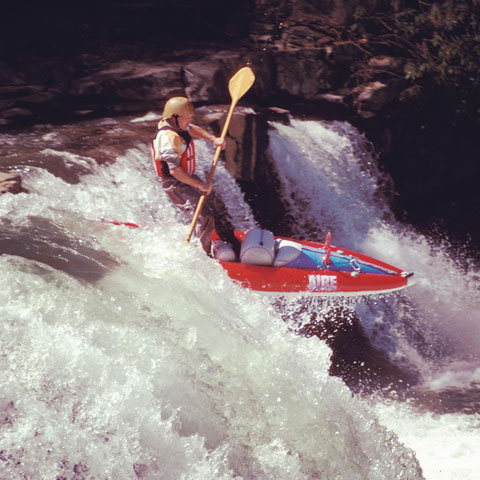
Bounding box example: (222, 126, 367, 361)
(152, 96, 240, 257)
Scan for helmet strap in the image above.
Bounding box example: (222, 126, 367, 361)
(172, 114, 180, 129)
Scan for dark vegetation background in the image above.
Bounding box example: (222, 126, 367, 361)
(1, 0, 252, 55)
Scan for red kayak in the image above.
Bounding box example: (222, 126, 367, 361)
(213, 229, 414, 297)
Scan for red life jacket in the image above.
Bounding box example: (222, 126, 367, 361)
(151, 124, 196, 178)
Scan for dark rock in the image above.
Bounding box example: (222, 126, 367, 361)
(315, 93, 346, 105)
(368, 55, 406, 74)
(184, 51, 244, 103)
(0, 85, 44, 97)
(199, 105, 259, 182)
(264, 106, 290, 124)
(325, 41, 362, 63)
(0, 107, 34, 126)
(351, 80, 405, 116)
(16, 89, 59, 105)
(0, 172, 28, 194)
(274, 49, 333, 98)
(71, 61, 184, 101)
(0, 63, 26, 86)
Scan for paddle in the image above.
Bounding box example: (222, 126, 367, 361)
(186, 66, 255, 242)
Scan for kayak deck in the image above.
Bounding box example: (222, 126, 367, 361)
(217, 231, 414, 296)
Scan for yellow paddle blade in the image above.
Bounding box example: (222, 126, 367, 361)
(228, 66, 255, 103)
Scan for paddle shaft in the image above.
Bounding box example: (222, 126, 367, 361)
(186, 102, 238, 242)
(186, 67, 255, 243)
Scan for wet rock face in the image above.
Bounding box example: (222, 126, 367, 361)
(0, 172, 27, 195)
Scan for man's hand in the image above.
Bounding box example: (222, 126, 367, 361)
(197, 180, 212, 195)
(213, 137, 226, 150)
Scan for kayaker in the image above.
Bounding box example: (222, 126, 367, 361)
(152, 96, 240, 257)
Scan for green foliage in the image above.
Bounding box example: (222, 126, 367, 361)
(350, 0, 480, 119)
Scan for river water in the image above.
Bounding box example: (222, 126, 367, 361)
(0, 113, 478, 479)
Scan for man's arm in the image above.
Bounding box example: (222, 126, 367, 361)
(189, 124, 226, 150)
(169, 166, 212, 195)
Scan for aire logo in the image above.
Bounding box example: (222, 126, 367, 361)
(308, 275, 337, 292)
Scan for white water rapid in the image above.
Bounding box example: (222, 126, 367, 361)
(0, 114, 478, 479)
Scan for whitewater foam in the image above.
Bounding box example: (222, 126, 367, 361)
(1, 116, 478, 479)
